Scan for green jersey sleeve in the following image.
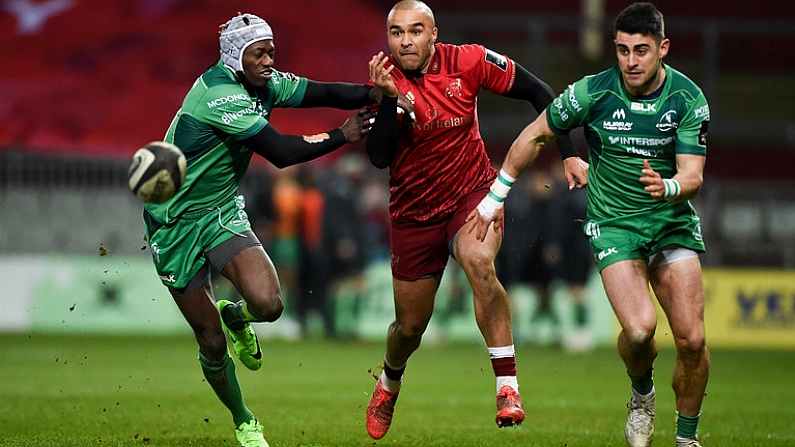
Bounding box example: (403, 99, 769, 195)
(675, 93, 709, 156)
(266, 70, 308, 109)
(546, 78, 592, 134)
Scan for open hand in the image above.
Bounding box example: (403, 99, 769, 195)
(340, 107, 375, 143)
(369, 52, 398, 97)
(465, 205, 504, 242)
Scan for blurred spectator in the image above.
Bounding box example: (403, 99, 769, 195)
(270, 166, 304, 308)
(320, 153, 369, 338)
(241, 165, 277, 247)
(360, 175, 392, 263)
(499, 168, 560, 343)
(547, 166, 595, 351)
(498, 166, 594, 350)
(296, 164, 333, 336)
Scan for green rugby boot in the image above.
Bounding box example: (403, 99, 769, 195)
(217, 300, 263, 371)
(235, 419, 269, 447)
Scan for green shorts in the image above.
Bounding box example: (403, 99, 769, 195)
(584, 202, 705, 271)
(144, 195, 254, 291)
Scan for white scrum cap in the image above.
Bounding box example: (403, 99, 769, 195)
(219, 13, 273, 73)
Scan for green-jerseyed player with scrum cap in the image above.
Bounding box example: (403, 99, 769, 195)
(469, 3, 710, 447)
(141, 12, 387, 447)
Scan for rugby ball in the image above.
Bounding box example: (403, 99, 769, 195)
(128, 141, 186, 204)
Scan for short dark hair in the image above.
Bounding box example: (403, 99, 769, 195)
(614, 2, 665, 43)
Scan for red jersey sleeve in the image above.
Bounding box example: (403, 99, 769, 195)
(455, 44, 516, 96)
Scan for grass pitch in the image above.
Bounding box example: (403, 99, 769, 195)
(1, 333, 793, 446)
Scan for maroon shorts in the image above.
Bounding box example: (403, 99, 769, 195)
(390, 186, 500, 281)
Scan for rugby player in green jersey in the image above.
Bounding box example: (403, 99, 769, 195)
(141, 13, 397, 447)
(470, 3, 710, 447)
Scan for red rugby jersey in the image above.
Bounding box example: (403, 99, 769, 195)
(386, 43, 516, 223)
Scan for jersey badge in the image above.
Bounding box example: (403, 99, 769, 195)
(656, 110, 679, 132)
(425, 107, 440, 121)
(254, 100, 269, 118)
(484, 49, 508, 71)
(445, 78, 463, 99)
(698, 120, 709, 146)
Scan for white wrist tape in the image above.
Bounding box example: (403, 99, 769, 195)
(492, 169, 516, 199)
(662, 178, 681, 201)
(498, 168, 517, 186)
(477, 194, 503, 218)
(478, 169, 516, 218)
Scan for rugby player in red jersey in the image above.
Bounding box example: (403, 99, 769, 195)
(363, 0, 588, 439)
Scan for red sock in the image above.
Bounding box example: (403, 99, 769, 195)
(491, 356, 517, 377)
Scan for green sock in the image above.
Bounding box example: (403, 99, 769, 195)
(676, 412, 700, 439)
(628, 368, 654, 396)
(573, 303, 588, 327)
(222, 301, 262, 331)
(199, 352, 254, 427)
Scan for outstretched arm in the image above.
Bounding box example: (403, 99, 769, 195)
(505, 63, 587, 189)
(466, 110, 563, 241)
(502, 110, 560, 178)
(242, 108, 374, 168)
(299, 80, 376, 109)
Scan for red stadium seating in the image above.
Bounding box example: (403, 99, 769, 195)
(1, 0, 792, 174)
(0, 0, 385, 158)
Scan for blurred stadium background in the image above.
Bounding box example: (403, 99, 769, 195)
(1, 0, 794, 349)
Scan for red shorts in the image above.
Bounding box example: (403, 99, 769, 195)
(390, 186, 501, 281)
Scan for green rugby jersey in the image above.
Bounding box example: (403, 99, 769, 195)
(144, 60, 308, 225)
(546, 64, 709, 220)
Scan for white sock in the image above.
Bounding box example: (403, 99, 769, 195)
(380, 369, 402, 393)
(633, 386, 655, 399)
(487, 345, 515, 359)
(380, 357, 405, 392)
(496, 376, 519, 394)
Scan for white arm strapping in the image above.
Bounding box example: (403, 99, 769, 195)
(477, 169, 516, 218)
(663, 178, 681, 201)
